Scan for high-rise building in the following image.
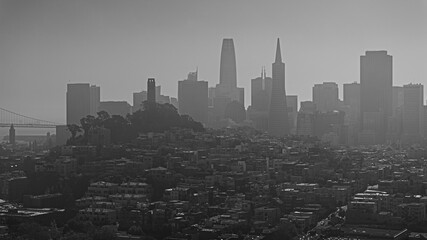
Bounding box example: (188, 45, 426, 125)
(313, 82, 339, 113)
(66, 83, 91, 125)
(343, 82, 360, 123)
(90, 85, 100, 116)
(360, 51, 393, 144)
(343, 82, 360, 145)
(210, 38, 245, 126)
(251, 68, 272, 112)
(297, 101, 316, 137)
(268, 38, 289, 136)
(147, 78, 156, 103)
(388, 86, 404, 142)
(286, 95, 298, 134)
(9, 124, 15, 145)
(392, 86, 404, 113)
(402, 83, 424, 143)
(248, 68, 272, 131)
(219, 39, 237, 88)
(424, 105, 427, 139)
(178, 71, 208, 124)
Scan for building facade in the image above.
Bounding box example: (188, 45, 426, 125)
(360, 51, 393, 144)
(268, 38, 289, 136)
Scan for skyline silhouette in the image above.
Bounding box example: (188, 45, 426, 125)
(1, 0, 427, 124)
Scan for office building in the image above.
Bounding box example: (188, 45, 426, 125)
(287, 95, 298, 134)
(251, 68, 272, 112)
(343, 82, 360, 145)
(268, 38, 289, 136)
(402, 84, 424, 144)
(219, 38, 237, 88)
(56, 125, 71, 146)
(66, 83, 91, 125)
(178, 71, 208, 124)
(392, 86, 404, 113)
(248, 68, 272, 131)
(90, 85, 100, 116)
(313, 82, 339, 113)
(297, 101, 316, 137)
(210, 39, 245, 125)
(360, 51, 393, 144)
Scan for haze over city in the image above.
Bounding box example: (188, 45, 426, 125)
(4, 1, 427, 239)
(1, 0, 427, 126)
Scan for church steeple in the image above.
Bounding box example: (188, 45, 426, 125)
(275, 38, 282, 63)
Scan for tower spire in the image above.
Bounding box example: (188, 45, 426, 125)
(275, 38, 282, 63)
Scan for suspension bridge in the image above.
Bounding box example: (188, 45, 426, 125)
(0, 107, 60, 128)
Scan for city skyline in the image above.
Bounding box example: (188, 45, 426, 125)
(1, 0, 427, 124)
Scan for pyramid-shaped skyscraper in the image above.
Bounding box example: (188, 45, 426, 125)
(268, 38, 289, 136)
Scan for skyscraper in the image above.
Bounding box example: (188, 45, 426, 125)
(178, 71, 209, 124)
(248, 68, 272, 131)
(360, 51, 392, 144)
(90, 85, 100, 116)
(219, 39, 237, 88)
(402, 83, 424, 143)
(211, 38, 245, 125)
(313, 82, 339, 113)
(343, 82, 360, 145)
(66, 83, 91, 125)
(268, 38, 289, 136)
(297, 101, 316, 136)
(286, 95, 298, 134)
(147, 78, 156, 103)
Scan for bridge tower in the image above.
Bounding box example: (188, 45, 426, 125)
(9, 124, 15, 146)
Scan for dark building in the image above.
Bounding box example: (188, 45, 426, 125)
(268, 38, 289, 136)
(248, 68, 273, 131)
(360, 51, 392, 144)
(224, 100, 246, 123)
(251, 68, 272, 112)
(343, 82, 360, 145)
(402, 83, 424, 144)
(312, 82, 340, 113)
(147, 78, 156, 103)
(66, 83, 90, 125)
(211, 39, 245, 125)
(178, 71, 208, 124)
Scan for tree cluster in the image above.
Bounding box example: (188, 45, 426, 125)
(67, 102, 204, 145)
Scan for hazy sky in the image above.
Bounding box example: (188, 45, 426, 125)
(1, 0, 427, 124)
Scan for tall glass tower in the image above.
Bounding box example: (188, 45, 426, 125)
(219, 39, 237, 88)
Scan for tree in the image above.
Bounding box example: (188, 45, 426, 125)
(80, 115, 96, 144)
(95, 111, 110, 126)
(67, 124, 82, 144)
